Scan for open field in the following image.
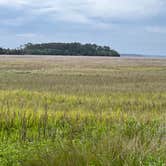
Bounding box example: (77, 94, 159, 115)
(0, 55, 166, 165)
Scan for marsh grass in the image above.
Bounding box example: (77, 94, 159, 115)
(0, 90, 165, 165)
(0, 56, 165, 165)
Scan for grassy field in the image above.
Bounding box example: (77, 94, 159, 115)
(0, 55, 165, 166)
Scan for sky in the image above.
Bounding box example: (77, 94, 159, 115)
(0, 0, 166, 55)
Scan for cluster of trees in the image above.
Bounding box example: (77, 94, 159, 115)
(0, 42, 120, 57)
(0, 48, 24, 55)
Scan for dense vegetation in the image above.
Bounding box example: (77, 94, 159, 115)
(0, 56, 165, 165)
(0, 42, 120, 56)
(0, 47, 24, 55)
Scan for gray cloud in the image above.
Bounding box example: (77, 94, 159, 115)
(0, 0, 165, 23)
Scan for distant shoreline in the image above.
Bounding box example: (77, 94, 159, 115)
(0, 54, 166, 59)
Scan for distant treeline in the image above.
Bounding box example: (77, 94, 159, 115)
(0, 42, 120, 57)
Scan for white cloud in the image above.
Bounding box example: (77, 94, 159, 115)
(0, 0, 28, 7)
(87, 0, 165, 18)
(0, 0, 165, 22)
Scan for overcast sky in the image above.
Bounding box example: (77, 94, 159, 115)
(0, 0, 166, 55)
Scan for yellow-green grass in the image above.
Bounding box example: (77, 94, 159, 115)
(0, 56, 166, 165)
(0, 56, 166, 94)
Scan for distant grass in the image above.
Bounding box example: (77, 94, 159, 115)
(0, 56, 166, 94)
(0, 56, 166, 165)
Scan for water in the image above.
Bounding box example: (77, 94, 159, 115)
(121, 54, 166, 58)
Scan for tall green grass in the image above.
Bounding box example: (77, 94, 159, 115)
(0, 90, 165, 165)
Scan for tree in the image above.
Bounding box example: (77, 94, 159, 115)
(0, 42, 120, 57)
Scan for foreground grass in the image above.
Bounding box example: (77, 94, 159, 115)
(0, 90, 165, 166)
(0, 56, 166, 165)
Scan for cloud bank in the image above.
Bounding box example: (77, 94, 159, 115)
(0, 0, 165, 23)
